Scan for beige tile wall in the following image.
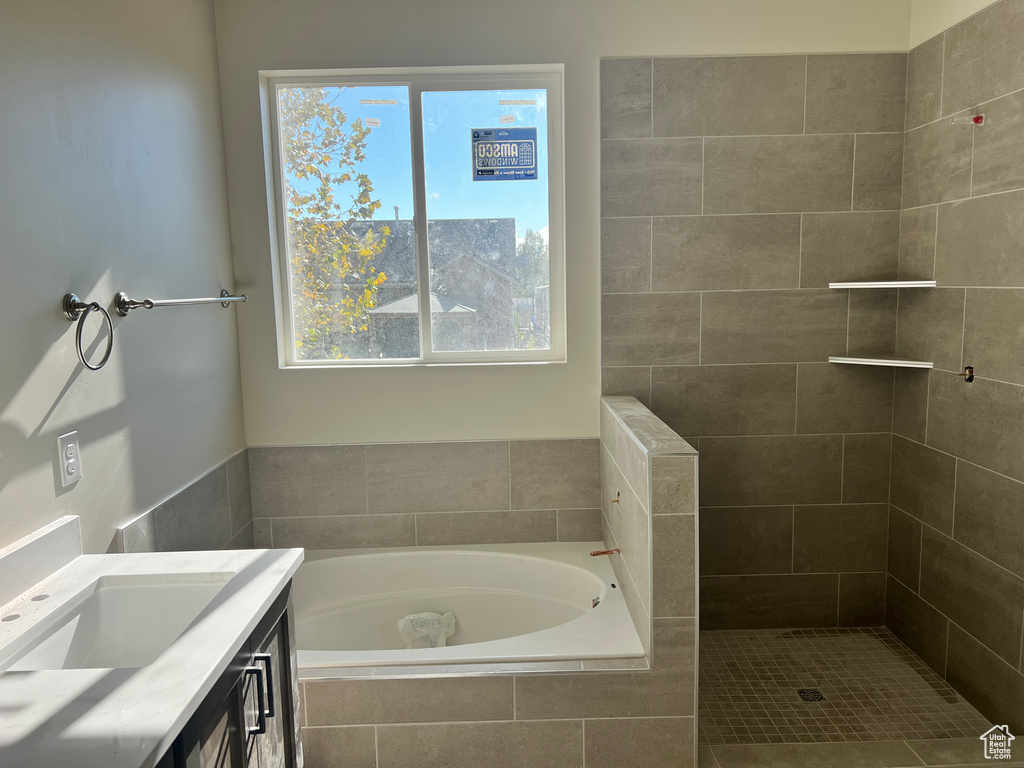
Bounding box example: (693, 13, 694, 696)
(248, 440, 602, 549)
(298, 398, 700, 768)
(601, 53, 904, 629)
(119, 450, 254, 553)
(887, 0, 1024, 732)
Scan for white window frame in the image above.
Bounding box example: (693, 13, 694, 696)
(260, 64, 566, 368)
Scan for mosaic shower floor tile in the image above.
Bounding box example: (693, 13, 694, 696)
(699, 627, 992, 745)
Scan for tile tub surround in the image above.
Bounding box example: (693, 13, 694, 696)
(119, 450, 254, 554)
(885, 0, 1024, 734)
(300, 619, 697, 768)
(295, 398, 699, 768)
(248, 439, 602, 550)
(601, 52, 904, 628)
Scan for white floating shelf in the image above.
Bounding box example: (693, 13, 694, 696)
(829, 355, 934, 369)
(829, 280, 937, 289)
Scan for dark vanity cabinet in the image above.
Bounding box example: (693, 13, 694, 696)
(158, 586, 302, 768)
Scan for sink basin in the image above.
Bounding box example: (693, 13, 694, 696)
(3, 572, 234, 670)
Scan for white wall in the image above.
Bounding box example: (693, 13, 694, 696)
(215, 0, 913, 447)
(0, 0, 246, 552)
(910, 0, 1002, 46)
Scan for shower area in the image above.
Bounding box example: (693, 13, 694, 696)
(600, 1, 1024, 764)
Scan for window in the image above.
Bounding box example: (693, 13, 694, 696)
(263, 66, 564, 366)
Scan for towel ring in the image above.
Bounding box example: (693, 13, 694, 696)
(63, 294, 114, 371)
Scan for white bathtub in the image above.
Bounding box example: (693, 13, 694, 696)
(292, 542, 645, 671)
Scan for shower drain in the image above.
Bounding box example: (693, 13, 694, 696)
(797, 688, 825, 702)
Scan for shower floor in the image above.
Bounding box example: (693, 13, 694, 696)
(698, 627, 991, 746)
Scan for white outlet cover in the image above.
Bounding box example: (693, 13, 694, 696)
(57, 431, 82, 487)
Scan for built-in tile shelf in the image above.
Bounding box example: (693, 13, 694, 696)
(829, 355, 934, 369)
(828, 280, 937, 289)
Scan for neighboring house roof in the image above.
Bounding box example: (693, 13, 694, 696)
(345, 218, 517, 283)
(369, 292, 476, 316)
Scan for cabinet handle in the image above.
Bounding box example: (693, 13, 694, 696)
(244, 666, 267, 735)
(253, 653, 275, 719)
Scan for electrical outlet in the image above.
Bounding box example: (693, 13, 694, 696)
(57, 431, 82, 487)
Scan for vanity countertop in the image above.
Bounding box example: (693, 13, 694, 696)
(0, 546, 303, 768)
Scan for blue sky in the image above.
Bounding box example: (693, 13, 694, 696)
(285, 85, 549, 238)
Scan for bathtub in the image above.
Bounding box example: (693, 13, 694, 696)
(292, 542, 645, 672)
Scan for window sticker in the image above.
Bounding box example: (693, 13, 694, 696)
(499, 114, 515, 124)
(471, 127, 537, 181)
(360, 99, 397, 105)
(365, 117, 381, 128)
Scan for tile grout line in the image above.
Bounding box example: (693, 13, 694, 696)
(507, 440, 512, 519)
(794, 363, 800, 433)
(363, 445, 370, 515)
(943, 621, 950, 678)
(602, 130, 904, 141)
(648, 217, 653, 292)
(845, 289, 851, 355)
(312, 717, 679, 730)
(903, 740, 926, 765)
(894, 286, 901, 358)
(1019, 605, 1024, 672)
(938, 31, 946, 121)
(959, 288, 967, 372)
(917, 514, 925, 595)
(597, 285, 1024, 296)
(890, 498, 1024, 583)
(802, 55, 808, 135)
(607, 176, 1024, 217)
(883, 503, 891, 620)
(790, 507, 796, 573)
(698, 291, 703, 365)
(840, 434, 846, 503)
(602, 360, 990, 369)
(902, 46, 909, 136)
(798, 213, 804, 287)
(923, 368, 931, 446)
(969, 118, 976, 198)
(951, 459, 959, 542)
(836, 573, 841, 626)
(850, 134, 857, 211)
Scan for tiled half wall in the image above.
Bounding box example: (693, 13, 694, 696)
(299, 396, 700, 768)
(601, 395, 698, 658)
(886, 0, 1024, 732)
(601, 52, 905, 629)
